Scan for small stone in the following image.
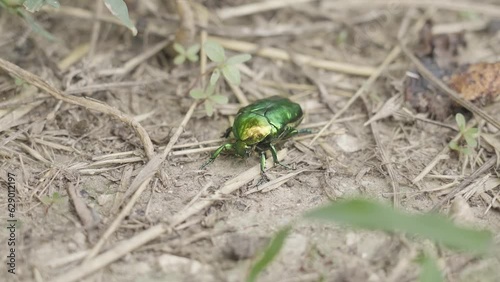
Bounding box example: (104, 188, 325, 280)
(335, 134, 363, 153)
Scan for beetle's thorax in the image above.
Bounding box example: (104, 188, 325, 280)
(233, 113, 273, 145)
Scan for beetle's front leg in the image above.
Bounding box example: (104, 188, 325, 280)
(278, 127, 312, 141)
(258, 151, 270, 184)
(297, 128, 312, 135)
(200, 143, 233, 170)
(221, 127, 233, 138)
(269, 144, 292, 170)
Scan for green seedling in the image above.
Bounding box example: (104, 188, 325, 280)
(173, 43, 200, 65)
(203, 40, 251, 86)
(41, 192, 65, 213)
(449, 113, 479, 155)
(103, 0, 137, 35)
(189, 83, 228, 117)
(0, 0, 136, 39)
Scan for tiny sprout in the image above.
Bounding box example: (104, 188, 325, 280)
(189, 84, 228, 116)
(173, 43, 200, 65)
(449, 113, 479, 155)
(203, 40, 251, 86)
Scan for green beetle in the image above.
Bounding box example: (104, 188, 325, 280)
(201, 96, 309, 179)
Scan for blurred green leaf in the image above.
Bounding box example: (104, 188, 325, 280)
(210, 69, 221, 85)
(41, 192, 64, 205)
(455, 113, 466, 131)
(19, 9, 57, 41)
(23, 0, 59, 12)
(449, 141, 459, 151)
(247, 226, 291, 282)
(417, 255, 443, 282)
(465, 135, 477, 148)
(173, 43, 185, 55)
(186, 53, 199, 62)
(226, 54, 251, 65)
(303, 199, 492, 253)
(222, 64, 241, 85)
(459, 11, 480, 20)
(14, 77, 25, 86)
(204, 41, 225, 63)
(189, 88, 205, 99)
(103, 0, 137, 35)
(186, 44, 200, 56)
(466, 128, 479, 136)
(173, 55, 185, 65)
(462, 147, 472, 155)
(2, 0, 24, 7)
(204, 100, 214, 116)
(210, 94, 228, 104)
(205, 84, 215, 96)
(336, 29, 348, 45)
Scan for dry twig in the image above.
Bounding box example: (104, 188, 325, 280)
(0, 58, 155, 159)
(209, 36, 376, 77)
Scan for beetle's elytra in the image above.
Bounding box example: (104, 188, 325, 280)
(201, 96, 309, 178)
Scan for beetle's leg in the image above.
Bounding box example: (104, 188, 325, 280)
(269, 144, 292, 170)
(258, 151, 270, 184)
(200, 143, 233, 170)
(221, 127, 233, 138)
(297, 128, 312, 135)
(278, 127, 311, 141)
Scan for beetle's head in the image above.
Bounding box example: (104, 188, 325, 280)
(233, 140, 251, 158)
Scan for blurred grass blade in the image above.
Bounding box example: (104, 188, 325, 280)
(418, 254, 443, 282)
(19, 9, 58, 41)
(103, 0, 137, 35)
(247, 226, 291, 282)
(303, 199, 492, 253)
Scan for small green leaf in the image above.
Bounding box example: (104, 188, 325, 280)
(465, 135, 477, 148)
(45, 0, 59, 8)
(455, 113, 466, 131)
(204, 100, 214, 116)
(189, 88, 205, 99)
(186, 53, 199, 62)
(336, 29, 348, 45)
(23, 0, 59, 12)
(449, 141, 459, 151)
(417, 255, 443, 282)
(462, 147, 472, 155)
(222, 64, 241, 85)
(103, 0, 137, 35)
(204, 41, 225, 63)
(466, 128, 479, 137)
(226, 54, 251, 65)
(14, 77, 25, 86)
(210, 69, 221, 85)
(205, 84, 215, 96)
(186, 44, 200, 56)
(173, 55, 186, 65)
(173, 43, 185, 55)
(247, 226, 291, 282)
(303, 199, 493, 253)
(210, 94, 228, 104)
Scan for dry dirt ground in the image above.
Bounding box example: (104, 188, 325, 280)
(1, 1, 500, 281)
